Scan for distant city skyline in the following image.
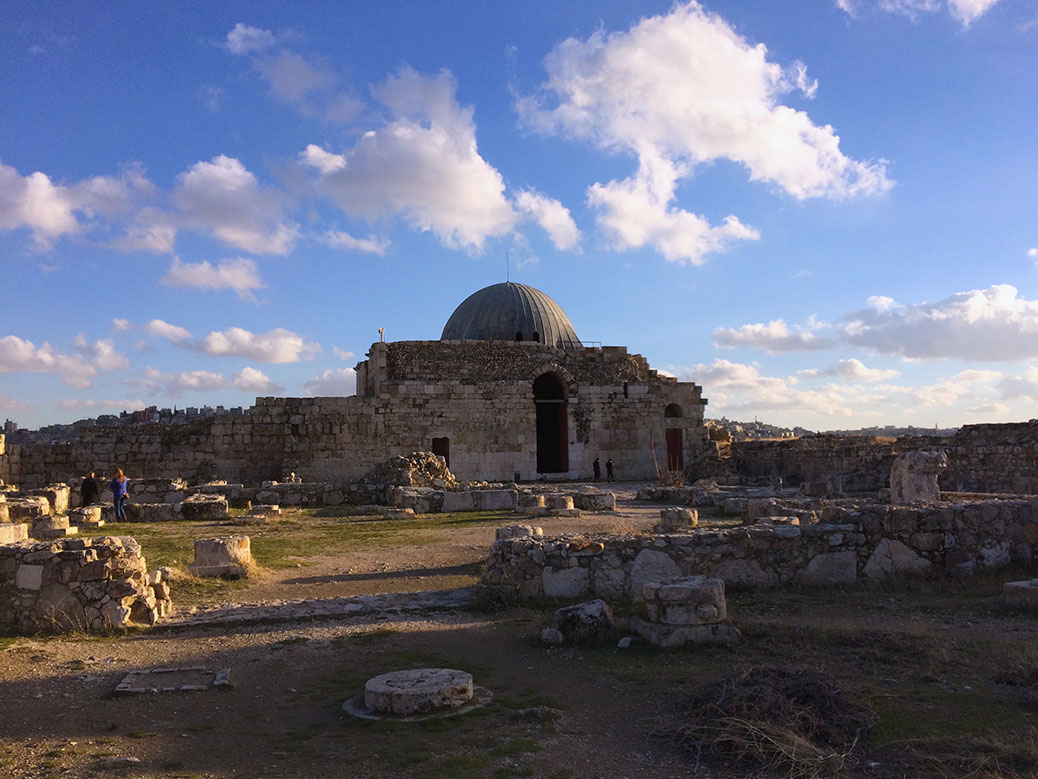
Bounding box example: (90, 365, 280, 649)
(2, 1, 1036, 430)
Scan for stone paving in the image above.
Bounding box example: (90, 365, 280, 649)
(161, 586, 478, 630)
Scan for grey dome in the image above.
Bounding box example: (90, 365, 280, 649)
(441, 282, 580, 347)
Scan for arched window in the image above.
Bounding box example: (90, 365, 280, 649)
(532, 331, 540, 343)
(665, 403, 683, 418)
(515, 331, 524, 341)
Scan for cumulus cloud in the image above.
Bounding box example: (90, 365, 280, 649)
(514, 190, 581, 251)
(0, 335, 99, 387)
(321, 229, 390, 255)
(130, 368, 226, 396)
(333, 348, 355, 361)
(302, 367, 356, 396)
(306, 67, 517, 252)
(194, 327, 320, 363)
(798, 358, 900, 381)
(160, 256, 265, 301)
(1029, 247, 1038, 263)
(72, 335, 130, 372)
(233, 366, 284, 394)
(997, 366, 1038, 401)
(112, 318, 133, 332)
(839, 285, 1038, 361)
(145, 319, 192, 343)
(0, 161, 140, 249)
(225, 23, 280, 55)
(168, 156, 298, 254)
(715, 319, 835, 352)
(519, 2, 890, 263)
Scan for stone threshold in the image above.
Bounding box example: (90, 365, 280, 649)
(157, 587, 478, 630)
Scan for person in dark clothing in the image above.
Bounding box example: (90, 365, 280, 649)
(110, 467, 129, 522)
(606, 458, 615, 482)
(80, 472, 100, 506)
(592, 457, 601, 482)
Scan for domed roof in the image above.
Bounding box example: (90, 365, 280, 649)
(440, 282, 581, 347)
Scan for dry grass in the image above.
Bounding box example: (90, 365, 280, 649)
(661, 666, 876, 778)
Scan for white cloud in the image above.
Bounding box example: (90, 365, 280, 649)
(965, 402, 1010, 415)
(714, 319, 834, 352)
(514, 190, 581, 251)
(587, 153, 759, 264)
(225, 23, 279, 55)
(798, 358, 899, 381)
(0, 335, 97, 387)
(195, 327, 320, 363)
(302, 367, 356, 396)
(198, 84, 224, 113)
(0, 394, 35, 412)
(308, 67, 517, 252)
(839, 285, 1038, 360)
(333, 348, 355, 361)
(321, 229, 390, 255)
(1029, 247, 1038, 263)
(58, 397, 144, 411)
(160, 256, 265, 301)
(997, 366, 1038, 401)
(838, 0, 1001, 26)
(254, 50, 336, 103)
(519, 2, 890, 263)
(112, 318, 133, 332)
(300, 144, 346, 174)
(233, 366, 284, 394)
(169, 155, 298, 254)
(110, 212, 178, 254)
(0, 162, 138, 249)
(145, 319, 192, 343)
(130, 368, 226, 396)
(72, 334, 130, 372)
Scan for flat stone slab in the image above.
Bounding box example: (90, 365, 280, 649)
(1004, 579, 1038, 608)
(113, 666, 232, 695)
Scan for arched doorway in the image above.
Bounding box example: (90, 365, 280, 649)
(534, 373, 568, 473)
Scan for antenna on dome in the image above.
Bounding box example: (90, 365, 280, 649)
(506, 250, 510, 283)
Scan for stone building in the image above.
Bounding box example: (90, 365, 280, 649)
(0, 282, 709, 487)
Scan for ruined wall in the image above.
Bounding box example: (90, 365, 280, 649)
(0, 341, 708, 487)
(482, 498, 1038, 602)
(0, 536, 172, 635)
(711, 423, 1038, 495)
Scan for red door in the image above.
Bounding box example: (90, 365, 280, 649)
(666, 428, 683, 472)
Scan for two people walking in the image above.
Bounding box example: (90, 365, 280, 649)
(592, 457, 615, 483)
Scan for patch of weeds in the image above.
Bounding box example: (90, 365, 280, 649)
(0, 637, 18, 651)
(415, 752, 493, 778)
(349, 628, 398, 644)
(490, 738, 543, 757)
(274, 729, 317, 753)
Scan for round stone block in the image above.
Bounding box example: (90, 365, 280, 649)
(364, 668, 473, 716)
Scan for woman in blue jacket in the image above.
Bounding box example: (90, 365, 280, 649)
(110, 467, 129, 522)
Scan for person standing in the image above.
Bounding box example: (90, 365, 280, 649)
(606, 458, 615, 483)
(110, 467, 129, 522)
(592, 457, 601, 482)
(80, 471, 100, 506)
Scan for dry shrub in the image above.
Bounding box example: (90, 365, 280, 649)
(662, 665, 875, 778)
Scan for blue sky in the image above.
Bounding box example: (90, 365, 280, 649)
(2, 0, 1037, 430)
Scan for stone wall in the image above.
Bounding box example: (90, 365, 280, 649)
(0, 536, 172, 635)
(1, 340, 708, 488)
(703, 422, 1038, 495)
(481, 498, 1038, 602)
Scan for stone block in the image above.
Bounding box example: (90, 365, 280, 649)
(547, 495, 574, 511)
(518, 493, 546, 509)
(16, 564, 44, 590)
(188, 535, 252, 578)
(472, 490, 517, 511)
(890, 450, 947, 504)
(0, 523, 28, 544)
(554, 599, 615, 642)
(495, 524, 543, 540)
(180, 494, 229, 522)
(542, 566, 590, 598)
(572, 490, 615, 511)
(549, 508, 581, 518)
(628, 616, 741, 648)
(123, 502, 179, 523)
(68, 506, 103, 525)
(797, 551, 857, 586)
(442, 491, 475, 512)
(1004, 579, 1038, 609)
(864, 538, 932, 581)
